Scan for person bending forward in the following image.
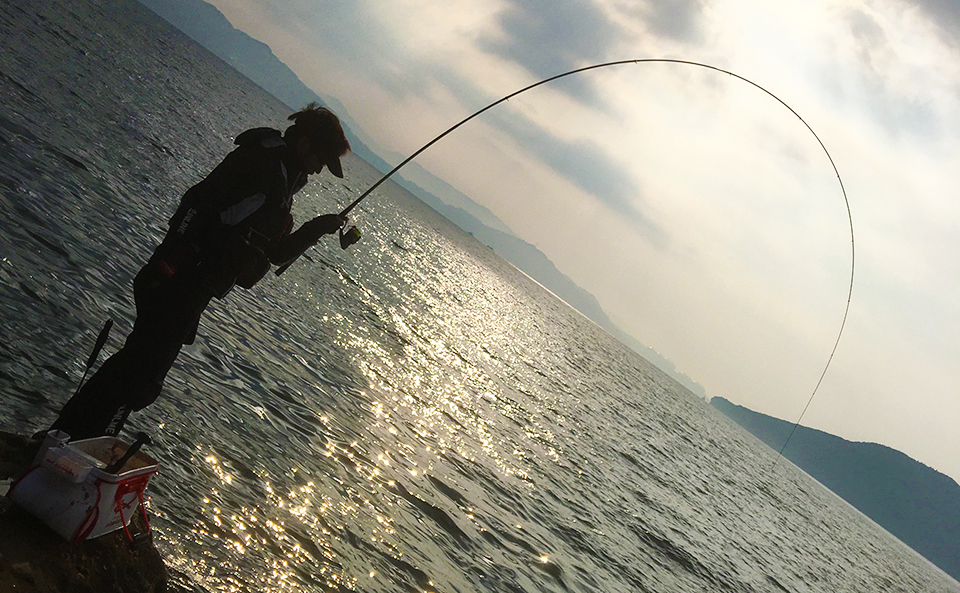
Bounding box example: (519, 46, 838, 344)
(49, 103, 350, 439)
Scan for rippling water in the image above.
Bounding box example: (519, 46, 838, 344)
(1, 1, 958, 592)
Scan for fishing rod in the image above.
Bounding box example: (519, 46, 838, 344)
(278, 59, 854, 459)
(72, 318, 113, 397)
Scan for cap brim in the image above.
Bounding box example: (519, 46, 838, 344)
(327, 156, 344, 178)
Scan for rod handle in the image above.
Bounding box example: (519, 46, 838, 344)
(105, 431, 151, 474)
(86, 319, 113, 369)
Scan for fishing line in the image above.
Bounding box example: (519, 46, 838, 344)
(281, 59, 855, 460)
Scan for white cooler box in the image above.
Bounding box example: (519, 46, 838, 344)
(8, 430, 159, 543)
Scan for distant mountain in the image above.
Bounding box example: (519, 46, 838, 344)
(135, 0, 708, 399)
(390, 163, 517, 235)
(711, 397, 960, 582)
(136, 0, 391, 176)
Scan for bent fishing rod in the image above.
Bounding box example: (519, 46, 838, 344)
(278, 59, 855, 460)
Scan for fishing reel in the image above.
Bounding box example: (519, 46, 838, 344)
(339, 225, 361, 249)
(274, 222, 360, 276)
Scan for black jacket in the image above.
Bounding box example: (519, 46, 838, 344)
(156, 127, 307, 297)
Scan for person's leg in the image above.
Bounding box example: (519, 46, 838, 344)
(49, 324, 183, 439)
(49, 351, 136, 440)
(48, 264, 210, 439)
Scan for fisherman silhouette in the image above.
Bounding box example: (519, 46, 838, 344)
(47, 103, 350, 440)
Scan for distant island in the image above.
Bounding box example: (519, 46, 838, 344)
(711, 397, 960, 582)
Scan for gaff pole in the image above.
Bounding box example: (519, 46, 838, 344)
(279, 59, 855, 457)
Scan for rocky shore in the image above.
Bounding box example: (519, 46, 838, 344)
(0, 432, 167, 593)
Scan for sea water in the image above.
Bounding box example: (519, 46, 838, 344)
(0, 0, 957, 591)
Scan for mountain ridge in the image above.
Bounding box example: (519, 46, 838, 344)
(711, 396, 960, 582)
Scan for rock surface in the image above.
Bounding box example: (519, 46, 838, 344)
(0, 432, 167, 593)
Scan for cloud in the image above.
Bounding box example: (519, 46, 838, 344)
(401, 69, 665, 243)
(830, 6, 944, 140)
(479, 0, 624, 102)
(846, 5, 886, 59)
(644, 0, 704, 42)
(909, 0, 960, 46)
(614, 0, 706, 44)
(482, 106, 662, 240)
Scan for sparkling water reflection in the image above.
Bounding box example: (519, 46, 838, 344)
(0, 0, 958, 591)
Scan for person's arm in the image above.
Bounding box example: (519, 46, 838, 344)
(268, 214, 345, 265)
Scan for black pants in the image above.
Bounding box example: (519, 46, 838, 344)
(50, 261, 211, 440)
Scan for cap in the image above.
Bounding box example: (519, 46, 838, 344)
(324, 152, 344, 178)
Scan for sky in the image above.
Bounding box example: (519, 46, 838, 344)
(205, 0, 959, 482)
